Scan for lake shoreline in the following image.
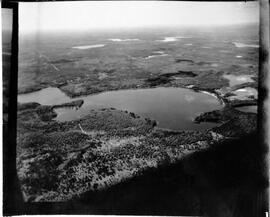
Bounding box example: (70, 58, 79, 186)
(18, 77, 257, 123)
(17, 84, 257, 202)
(16, 71, 258, 201)
(16, 30, 259, 202)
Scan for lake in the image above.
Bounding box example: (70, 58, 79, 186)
(223, 74, 255, 87)
(233, 42, 259, 48)
(235, 105, 257, 114)
(72, 44, 105, 49)
(18, 87, 223, 131)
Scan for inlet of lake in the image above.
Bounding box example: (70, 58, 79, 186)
(18, 87, 224, 131)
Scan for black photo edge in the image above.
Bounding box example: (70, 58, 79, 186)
(1, 0, 269, 215)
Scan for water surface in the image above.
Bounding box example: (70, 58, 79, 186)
(229, 88, 258, 100)
(223, 74, 255, 87)
(236, 106, 257, 114)
(18, 87, 223, 131)
(18, 87, 71, 105)
(72, 44, 105, 49)
(157, 36, 190, 42)
(145, 51, 169, 59)
(233, 42, 259, 48)
(108, 39, 140, 42)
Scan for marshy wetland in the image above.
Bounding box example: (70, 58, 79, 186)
(17, 25, 259, 205)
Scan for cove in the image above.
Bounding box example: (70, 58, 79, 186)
(18, 87, 223, 131)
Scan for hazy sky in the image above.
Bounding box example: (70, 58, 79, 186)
(19, 1, 259, 33)
(2, 9, 13, 32)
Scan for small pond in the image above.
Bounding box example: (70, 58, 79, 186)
(18, 87, 223, 131)
(235, 105, 257, 114)
(223, 74, 255, 87)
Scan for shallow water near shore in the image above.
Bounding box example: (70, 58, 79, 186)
(18, 87, 223, 131)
